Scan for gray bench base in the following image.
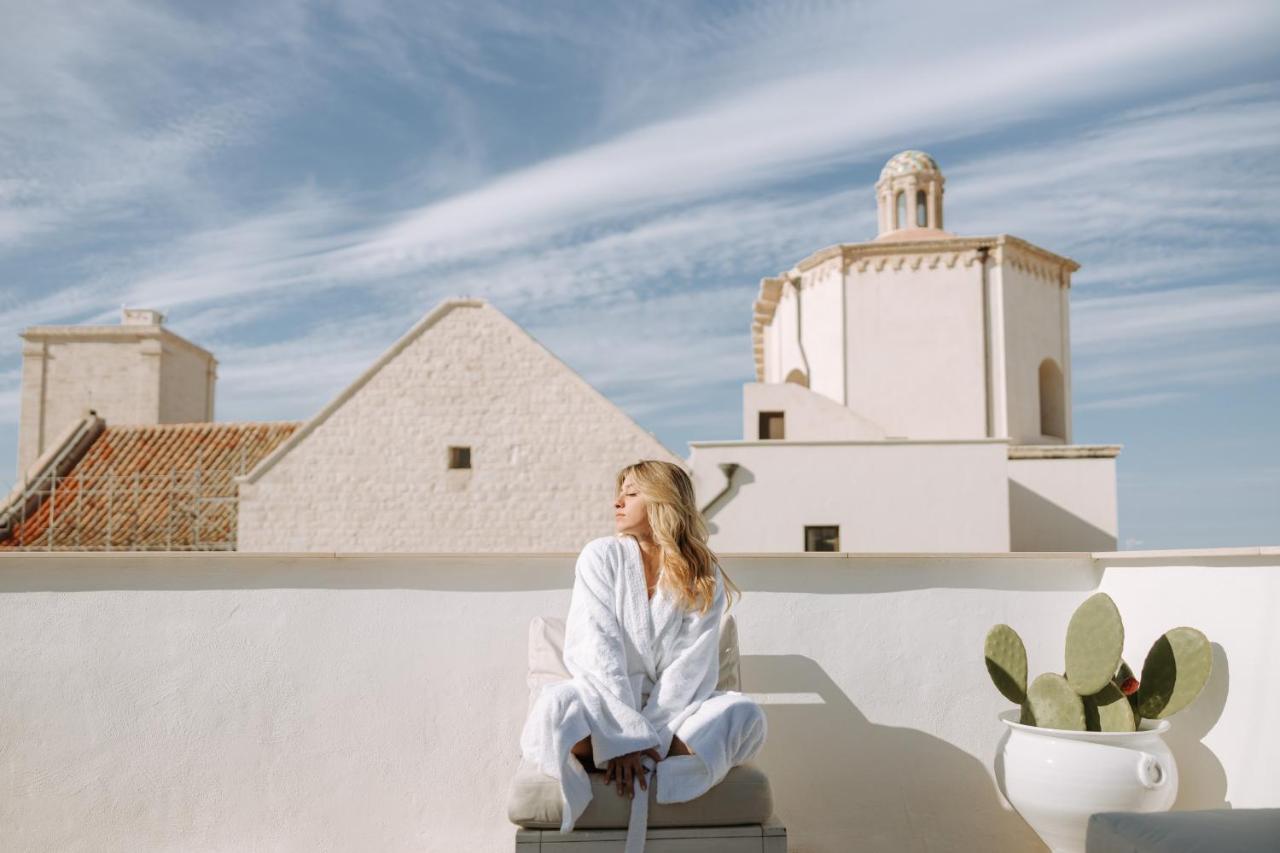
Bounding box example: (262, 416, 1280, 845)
(515, 816, 787, 852)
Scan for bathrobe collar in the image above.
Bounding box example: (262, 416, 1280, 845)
(619, 534, 682, 673)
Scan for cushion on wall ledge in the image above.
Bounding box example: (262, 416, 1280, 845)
(507, 758, 773, 830)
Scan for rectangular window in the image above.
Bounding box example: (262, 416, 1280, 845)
(758, 411, 785, 440)
(448, 446, 471, 469)
(805, 525, 839, 552)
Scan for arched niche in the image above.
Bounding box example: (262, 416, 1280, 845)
(1038, 358, 1066, 440)
(784, 368, 810, 388)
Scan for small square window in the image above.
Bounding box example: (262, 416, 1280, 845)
(759, 411, 785, 440)
(805, 525, 839, 552)
(448, 446, 471, 469)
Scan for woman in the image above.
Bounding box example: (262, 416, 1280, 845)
(519, 460, 767, 851)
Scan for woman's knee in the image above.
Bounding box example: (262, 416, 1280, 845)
(728, 697, 767, 743)
(538, 681, 583, 719)
(724, 694, 764, 724)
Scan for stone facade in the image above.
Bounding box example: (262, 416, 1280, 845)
(236, 299, 681, 552)
(16, 309, 216, 480)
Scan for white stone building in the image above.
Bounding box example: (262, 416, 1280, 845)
(16, 309, 217, 477)
(3, 299, 678, 552)
(6, 151, 1120, 554)
(235, 299, 682, 552)
(686, 150, 1120, 552)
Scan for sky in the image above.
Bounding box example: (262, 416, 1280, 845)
(1, 0, 1277, 549)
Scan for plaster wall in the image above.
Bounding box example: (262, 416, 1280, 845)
(797, 264, 845, 403)
(769, 284, 806, 386)
(1009, 456, 1118, 551)
(687, 440, 1009, 552)
(158, 341, 215, 423)
(2, 549, 1274, 853)
(236, 303, 681, 552)
(843, 259, 986, 438)
(740, 383, 885, 441)
(1001, 263, 1070, 444)
(17, 339, 159, 477)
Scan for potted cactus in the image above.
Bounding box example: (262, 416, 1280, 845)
(984, 593, 1211, 853)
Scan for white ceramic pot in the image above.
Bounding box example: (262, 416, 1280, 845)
(996, 709, 1178, 853)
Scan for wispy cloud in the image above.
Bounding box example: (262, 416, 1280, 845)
(1, 1, 1278, 546)
(0, 3, 284, 247)
(1075, 392, 1191, 413)
(7, 2, 1277, 331)
(1073, 284, 1280, 352)
(340, 4, 1275, 282)
(950, 82, 1280, 283)
(1075, 338, 1274, 397)
(210, 311, 412, 423)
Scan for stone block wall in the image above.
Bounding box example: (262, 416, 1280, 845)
(237, 300, 682, 552)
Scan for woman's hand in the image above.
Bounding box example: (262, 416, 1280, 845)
(604, 748, 661, 799)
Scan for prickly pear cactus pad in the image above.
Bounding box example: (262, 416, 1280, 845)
(1065, 593, 1124, 696)
(1026, 673, 1086, 731)
(984, 624, 1028, 705)
(1137, 627, 1212, 719)
(1083, 681, 1136, 732)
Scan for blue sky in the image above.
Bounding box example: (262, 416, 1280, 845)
(1, 1, 1277, 549)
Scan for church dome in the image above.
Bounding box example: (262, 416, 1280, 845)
(879, 150, 940, 181)
(874, 149, 950, 241)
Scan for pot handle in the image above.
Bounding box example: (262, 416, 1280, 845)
(1136, 752, 1169, 789)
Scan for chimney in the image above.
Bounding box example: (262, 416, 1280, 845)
(15, 308, 218, 480)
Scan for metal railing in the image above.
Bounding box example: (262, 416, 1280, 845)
(1, 454, 249, 551)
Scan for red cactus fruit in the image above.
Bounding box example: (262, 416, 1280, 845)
(1120, 676, 1140, 696)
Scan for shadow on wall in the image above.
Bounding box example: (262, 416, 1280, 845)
(1009, 480, 1116, 552)
(702, 466, 756, 534)
(1166, 642, 1230, 810)
(746, 654, 1044, 852)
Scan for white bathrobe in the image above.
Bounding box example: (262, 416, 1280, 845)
(520, 534, 767, 853)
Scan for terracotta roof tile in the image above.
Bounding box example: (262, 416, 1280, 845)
(1, 422, 298, 551)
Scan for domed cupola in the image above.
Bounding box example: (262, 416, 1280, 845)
(875, 150, 951, 241)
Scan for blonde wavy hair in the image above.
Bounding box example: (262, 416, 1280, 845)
(615, 460, 741, 616)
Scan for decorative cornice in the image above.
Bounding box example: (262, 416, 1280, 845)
(690, 437, 1010, 448)
(1008, 444, 1123, 459)
(751, 234, 1080, 380)
(751, 276, 786, 381)
(20, 324, 216, 360)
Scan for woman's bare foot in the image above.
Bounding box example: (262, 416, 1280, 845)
(570, 735, 601, 771)
(668, 735, 694, 757)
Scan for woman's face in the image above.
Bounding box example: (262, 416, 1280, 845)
(614, 474, 652, 538)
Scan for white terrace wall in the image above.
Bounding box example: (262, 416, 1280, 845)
(688, 440, 1010, 552)
(2, 549, 1277, 852)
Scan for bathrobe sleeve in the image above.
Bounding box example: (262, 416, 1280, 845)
(641, 567, 727, 758)
(563, 540, 662, 768)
